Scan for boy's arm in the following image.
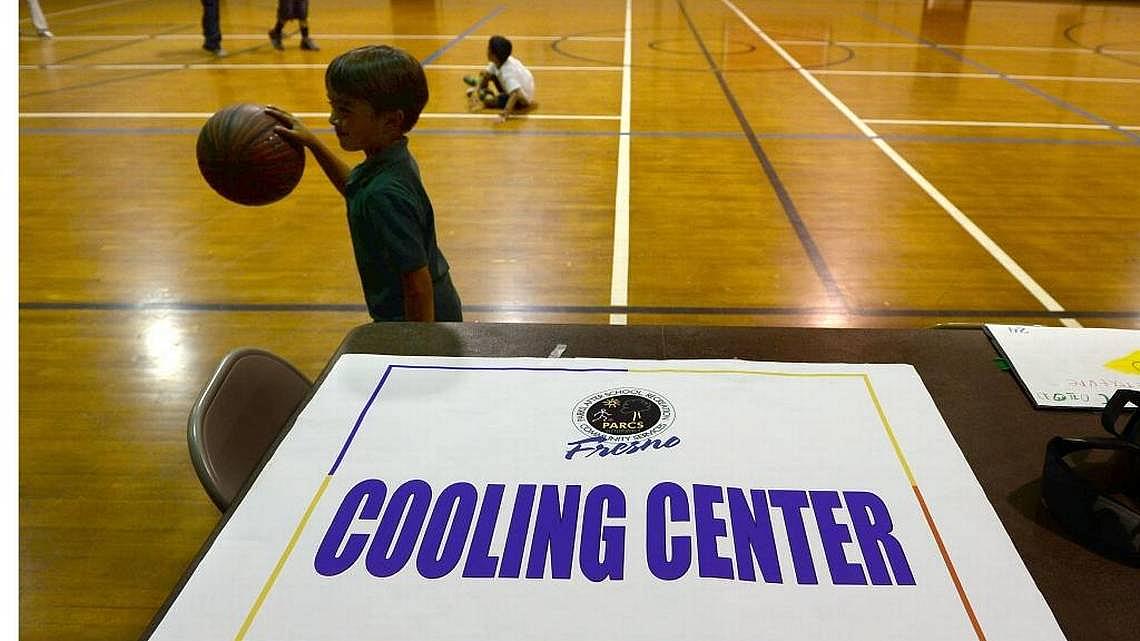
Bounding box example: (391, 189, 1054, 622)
(400, 267, 435, 322)
(499, 90, 524, 122)
(265, 106, 351, 196)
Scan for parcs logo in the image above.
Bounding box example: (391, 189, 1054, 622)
(572, 388, 675, 441)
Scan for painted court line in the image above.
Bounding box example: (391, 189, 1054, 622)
(720, 0, 1081, 329)
(22, 0, 147, 21)
(779, 40, 1096, 54)
(813, 69, 1140, 84)
(864, 118, 1140, 132)
(864, 14, 1140, 144)
(19, 300, 1139, 320)
(25, 33, 624, 42)
(23, 125, 1140, 148)
(21, 62, 621, 72)
(18, 111, 619, 121)
(21, 63, 1130, 83)
(679, 0, 846, 311)
(610, 0, 633, 327)
(421, 6, 504, 65)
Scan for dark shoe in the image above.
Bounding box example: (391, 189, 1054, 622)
(462, 74, 479, 87)
(37, 28, 54, 38)
(268, 30, 284, 50)
(203, 43, 227, 57)
(300, 37, 319, 51)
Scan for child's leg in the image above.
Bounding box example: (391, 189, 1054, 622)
(482, 93, 509, 109)
(296, 1, 318, 50)
(299, 17, 319, 50)
(27, 0, 52, 37)
(268, 0, 287, 49)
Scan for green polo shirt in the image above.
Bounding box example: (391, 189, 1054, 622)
(343, 137, 462, 321)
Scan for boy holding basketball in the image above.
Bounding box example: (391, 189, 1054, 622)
(267, 45, 462, 322)
(464, 35, 535, 122)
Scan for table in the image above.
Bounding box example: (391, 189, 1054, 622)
(144, 322, 1139, 641)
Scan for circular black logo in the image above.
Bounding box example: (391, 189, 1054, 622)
(572, 388, 675, 441)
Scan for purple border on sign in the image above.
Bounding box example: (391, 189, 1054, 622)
(327, 364, 629, 475)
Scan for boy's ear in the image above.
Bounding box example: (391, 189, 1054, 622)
(377, 109, 405, 131)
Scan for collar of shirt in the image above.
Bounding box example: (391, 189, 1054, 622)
(345, 136, 410, 195)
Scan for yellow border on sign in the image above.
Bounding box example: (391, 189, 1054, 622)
(234, 475, 333, 641)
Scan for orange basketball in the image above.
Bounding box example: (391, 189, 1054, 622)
(196, 103, 305, 206)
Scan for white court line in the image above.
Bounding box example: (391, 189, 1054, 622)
(779, 40, 1095, 54)
(22, 63, 1126, 82)
(722, 0, 1081, 328)
(864, 118, 1140, 131)
(18, 111, 619, 121)
(20, 63, 1128, 81)
(430, 64, 622, 72)
(420, 113, 619, 121)
(20, 63, 622, 72)
(20, 0, 147, 21)
(610, 0, 633, 326)
(19, 34, 145, 41)
(13, 32, 1110, 50)
(813, 69, 1140, 84)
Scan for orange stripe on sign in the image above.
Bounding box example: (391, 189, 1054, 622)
(912, 484, 988, 641)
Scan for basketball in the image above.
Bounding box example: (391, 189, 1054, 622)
(196, 103, 305, 206)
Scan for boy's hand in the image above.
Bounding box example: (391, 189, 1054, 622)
(498, 111, 510, 123)
(265, 105, 319, 148)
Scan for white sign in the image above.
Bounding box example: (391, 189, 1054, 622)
(985, 324, 1140, 409)
(148, 355, 1065, 641)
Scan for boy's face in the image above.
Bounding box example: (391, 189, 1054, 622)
(327, 91, 395, 154)
(486, 45, 503, 66)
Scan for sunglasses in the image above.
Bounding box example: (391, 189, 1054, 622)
(1041, 390, 1140, 565)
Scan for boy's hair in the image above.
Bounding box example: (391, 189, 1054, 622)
(488, 35, 512, 62)
(325, 45, 429, 132)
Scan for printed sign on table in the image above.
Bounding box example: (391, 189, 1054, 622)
(148, 355, 1066, 641)
(985, 324, 1140, 409)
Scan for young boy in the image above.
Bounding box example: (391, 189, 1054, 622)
(266, 45, 462, 322)
(268, 0, 319, 51)
(464, 35, 535, 122)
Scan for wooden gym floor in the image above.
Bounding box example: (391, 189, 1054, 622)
(17, 0, 1139, 639)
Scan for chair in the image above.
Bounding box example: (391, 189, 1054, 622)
(187, 348, 312, 511)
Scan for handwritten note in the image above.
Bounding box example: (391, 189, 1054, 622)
(984, 324, 1140, 409)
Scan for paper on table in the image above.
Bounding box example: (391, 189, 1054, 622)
(985, 324, 1140, 409)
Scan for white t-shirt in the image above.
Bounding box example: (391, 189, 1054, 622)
(486, 56, 535, 102)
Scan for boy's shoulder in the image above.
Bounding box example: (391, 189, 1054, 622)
(351, 156, 424, 206)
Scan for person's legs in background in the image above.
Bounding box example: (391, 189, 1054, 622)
(201, 0, 224, 56)
(27, 0, 52, 38)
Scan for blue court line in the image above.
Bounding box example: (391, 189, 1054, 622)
(18, 125, 1140, 147)
(19, 301, 1137, 319)
(421, 5, 505, 65)
(676, 0, 847, 311)
(862, 13, 1140, 144)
